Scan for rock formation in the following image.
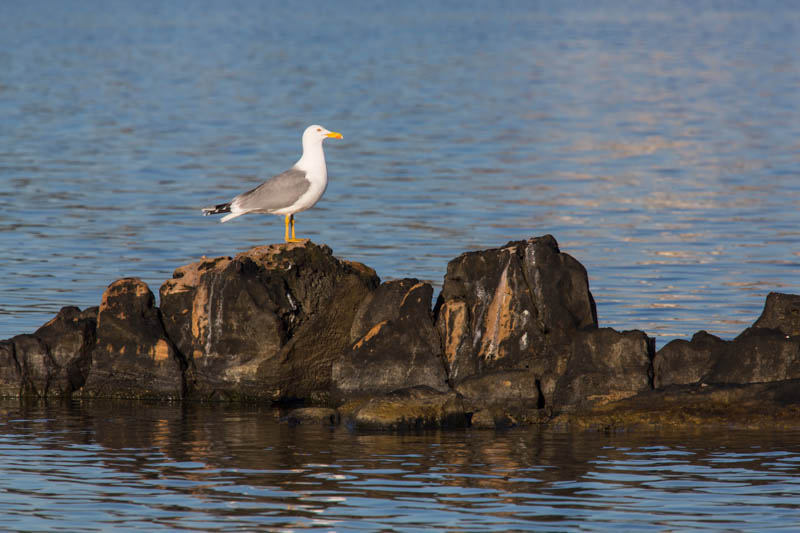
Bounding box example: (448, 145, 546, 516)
(158, 242, 379, 402)
(652, 331, 726, 388)
(332, 278, 449, 400)
(434, 235, 653, 417)
(653, 292, 800, 389)
(0, 306, 96, 398)
(83, 278, 184, 399)
(339, 386, 468, 431)
(1, 236, 799, 431)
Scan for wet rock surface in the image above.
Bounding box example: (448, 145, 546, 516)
(432, 235, 649, 414)
(454, 369, 542, 411)
(469, 404, 549, 430)
(8, 334, 52, 397)
(3, 236, 800, 431)
(285, 407, 340, 426)
(564, 380, 800, 431)
(339, 386, 468, 431)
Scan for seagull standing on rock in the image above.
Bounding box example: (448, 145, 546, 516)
(202, 125, 343, 242)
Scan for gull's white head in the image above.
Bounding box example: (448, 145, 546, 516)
(303, 124, 343, 145)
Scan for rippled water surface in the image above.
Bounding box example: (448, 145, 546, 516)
(1, 401, 800, 531)
(3, 4, 800, 530)
(1, 1, 799, 344)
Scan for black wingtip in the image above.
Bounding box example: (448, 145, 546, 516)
(202, 202, 232, 216)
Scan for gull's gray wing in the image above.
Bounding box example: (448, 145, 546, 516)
(233, 168, 310, 213)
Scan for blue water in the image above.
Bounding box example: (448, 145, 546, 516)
(2, 401, 800, 532)
(1, 1, 798, 345)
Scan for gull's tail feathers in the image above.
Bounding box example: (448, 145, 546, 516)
(202, 202, 232, 216)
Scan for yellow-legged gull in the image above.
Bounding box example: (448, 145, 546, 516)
(202, 125, 343, 242)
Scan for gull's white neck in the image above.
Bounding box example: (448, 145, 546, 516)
(281, 131, 331, 215)
(295, 138, 327, 175)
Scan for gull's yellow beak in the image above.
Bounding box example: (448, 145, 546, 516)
(326, 131, 343, 139)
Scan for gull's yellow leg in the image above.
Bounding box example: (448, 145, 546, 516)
(284, 214, 301, 242)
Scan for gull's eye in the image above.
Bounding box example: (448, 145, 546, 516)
(316, 128, 321, 131)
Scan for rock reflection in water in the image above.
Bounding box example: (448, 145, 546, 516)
(2, 401, 800, 530)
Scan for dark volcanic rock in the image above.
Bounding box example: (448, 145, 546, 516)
(564, 380, 800, 431)
(435, 235, 597, 386)
(9, 235, 799, 432)
(285, 407, 339, 425)
(9, 334, 53, 397)
(454, 369, 541, 410)
(470, 405, 549, 429)
(460, 371, 551, 429)
(159, 241, 379, 402)
(34, 306, 97, 395)
(753, 292, 800, 336)
(82, 278, 185, 399)
(332, 279, 449, 399)
(654, 293, 800, 389)
(0, 340, 22, 397)
(653, 331, 727, 388)
(0, 306, 97, 398)
(553, 328, 654, 410)
(433, 235, 644, 412)
(705, 327, 800, 384)
(340, 386, 468, 430)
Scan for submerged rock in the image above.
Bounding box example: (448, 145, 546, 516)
(340, 386, 468, 431)
(285, 407, 339, 426)
(564, 380, 800, 431)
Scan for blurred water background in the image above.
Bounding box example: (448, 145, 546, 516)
(1, 1, 799, 345)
